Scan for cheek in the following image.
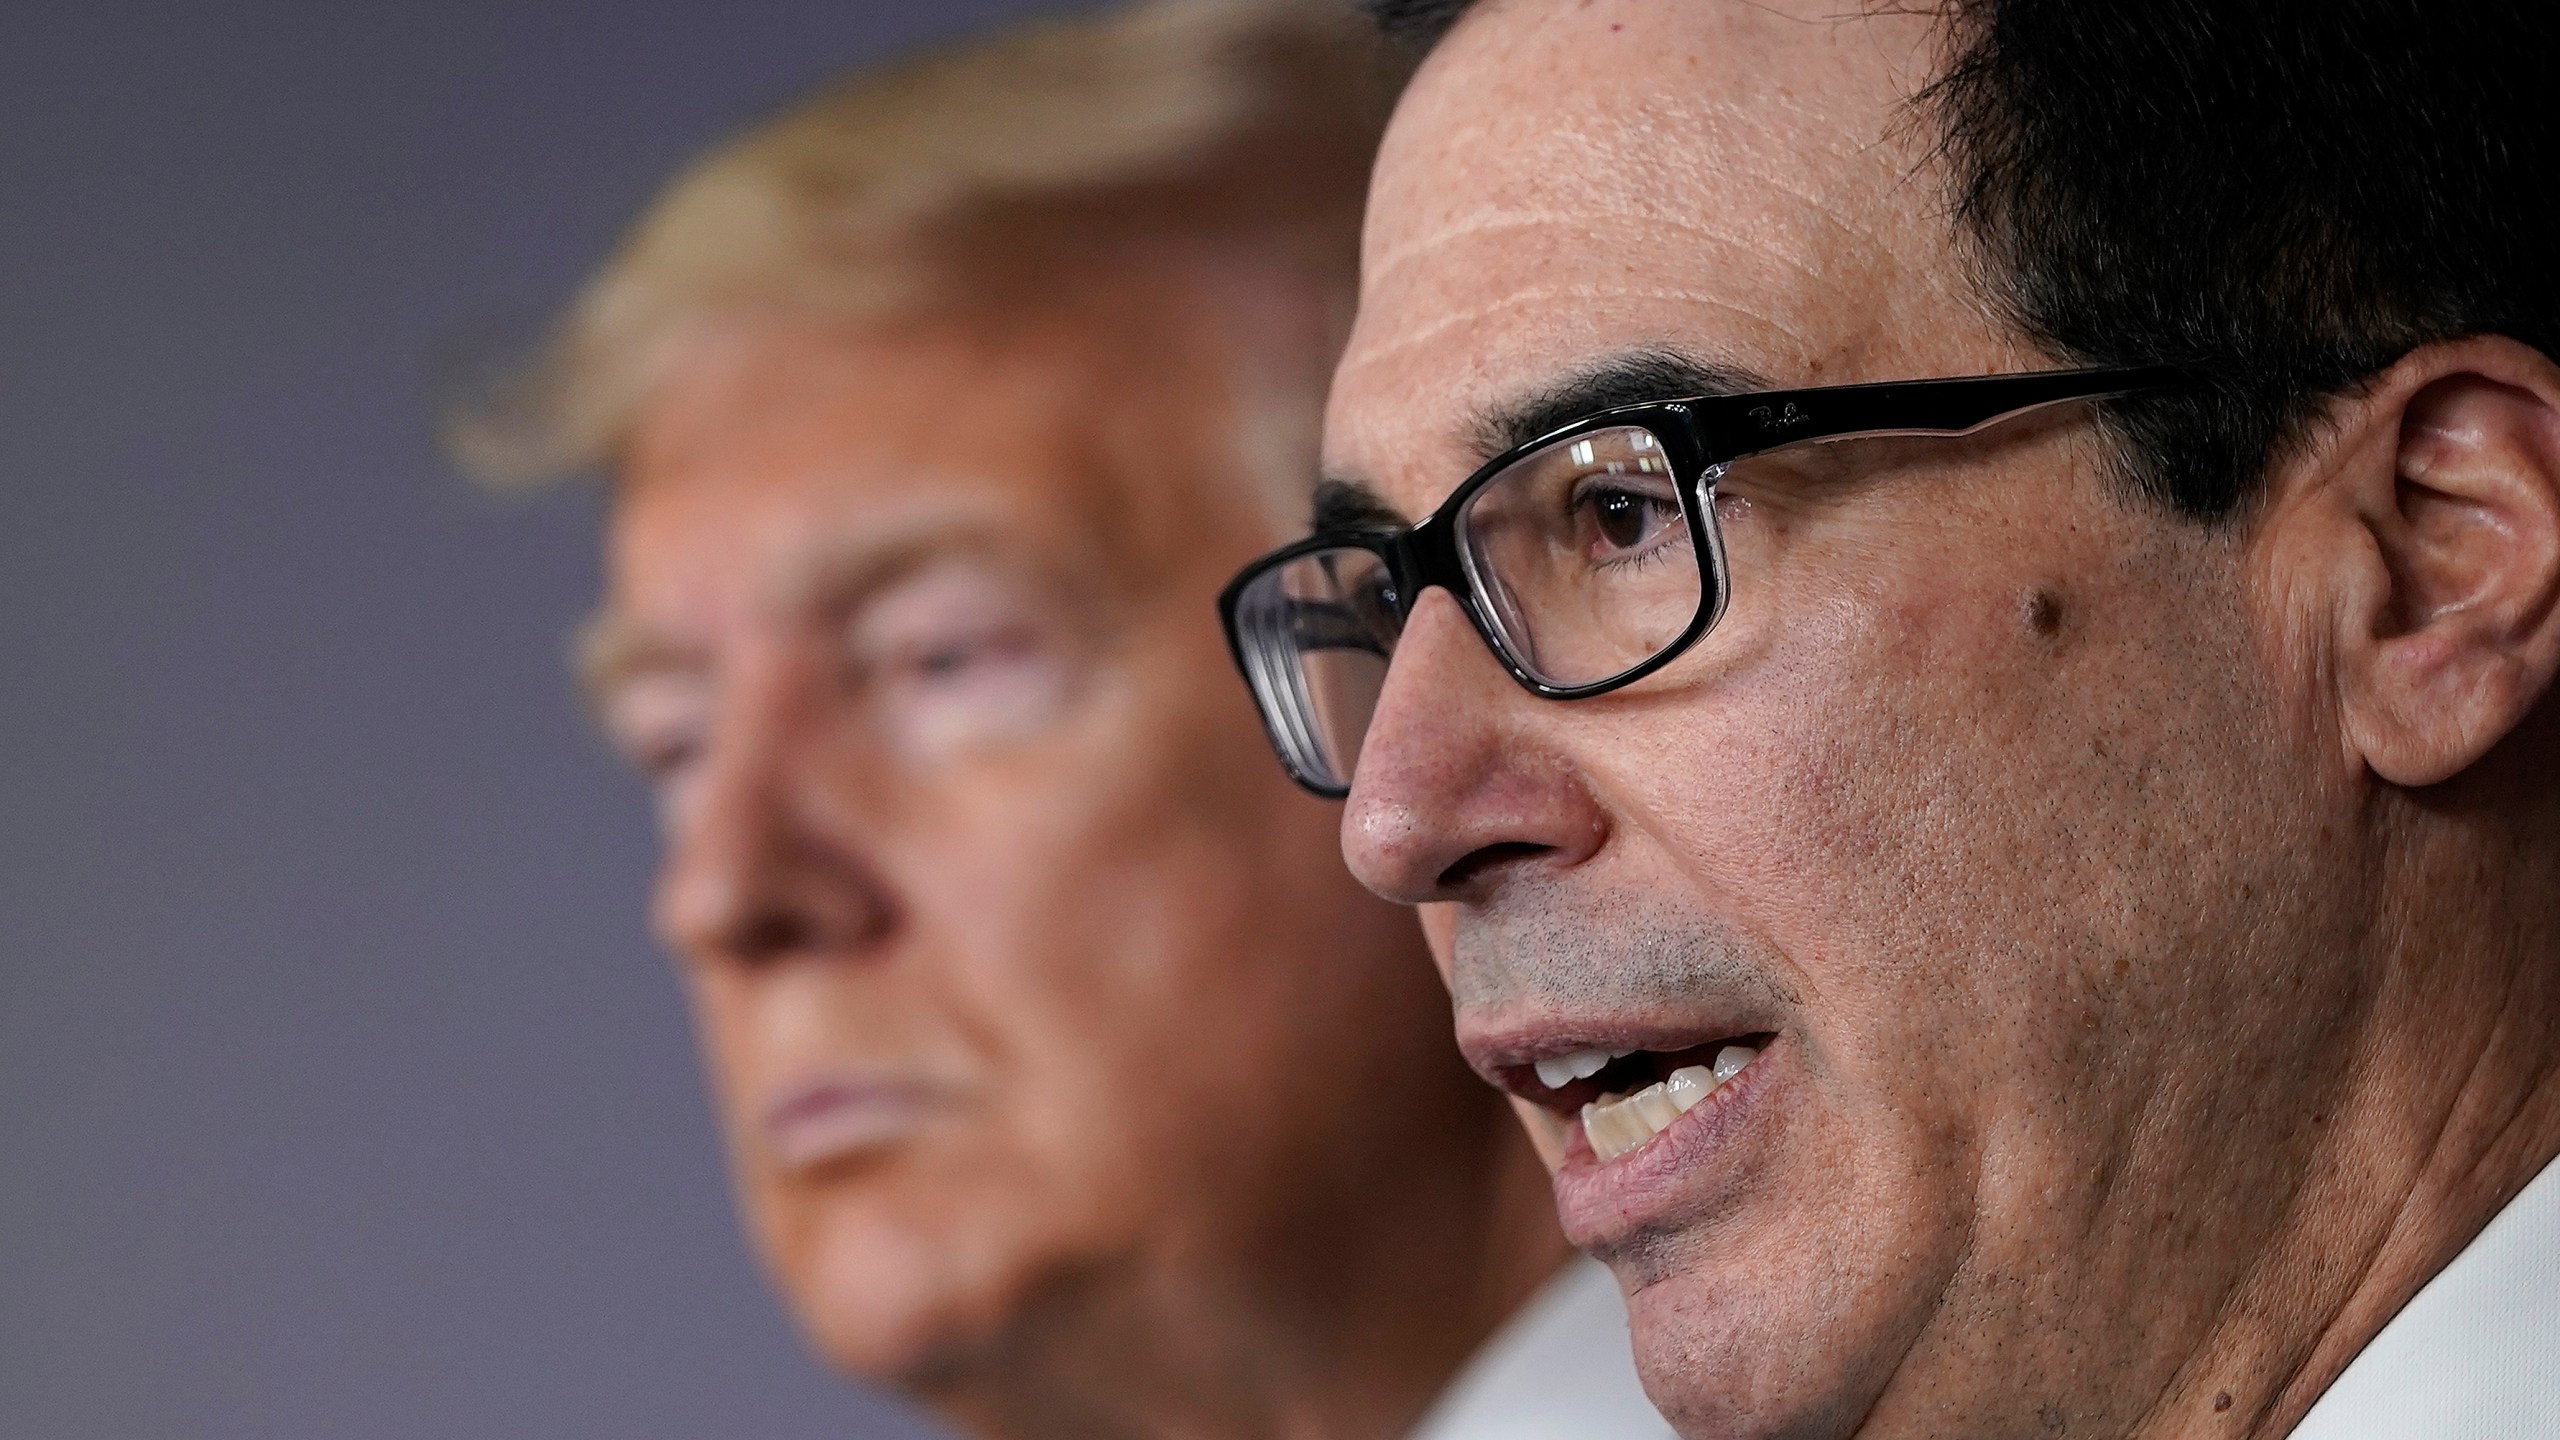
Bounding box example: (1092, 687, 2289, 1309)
(679, 970, 766, 1154)
(1418, 903, 1460, 986)
(1603, 551, 2199, 1104)
(868, 718, 1260, 1185)
(679, 972, 837, 1300)
(909, 695, 1440, 1196)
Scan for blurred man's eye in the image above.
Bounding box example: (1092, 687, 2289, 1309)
(905, 629, 1037, 681)
(848, 561, 1075, 760)
(602, 675, 713, 785)
(596, 672, 716, 838)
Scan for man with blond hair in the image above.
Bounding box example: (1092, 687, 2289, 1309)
(450, 2, 1669, 1438)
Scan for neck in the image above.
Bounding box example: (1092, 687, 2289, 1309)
(2138, 757, 2560, 1440)
(931, 1105, 1572, 1440)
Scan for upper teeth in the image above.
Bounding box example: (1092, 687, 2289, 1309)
(1579, 1043, 1760, 1162)
(1533, 1047, 1625, 1090)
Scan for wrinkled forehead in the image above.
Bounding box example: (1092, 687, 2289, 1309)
(1334, 0, 2007, 506)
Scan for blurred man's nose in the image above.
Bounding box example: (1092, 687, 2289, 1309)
(653, 676, 899, 970)
(1341, 590, 1606, 905)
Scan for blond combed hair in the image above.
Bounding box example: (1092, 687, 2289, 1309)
(446, 0, 1406, 486)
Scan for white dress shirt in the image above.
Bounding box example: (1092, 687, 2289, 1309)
(2291, 1154, 2560, 1437)
(1405, 1257, 1676, 1440)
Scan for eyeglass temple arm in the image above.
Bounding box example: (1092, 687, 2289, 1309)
(1696, 365, 2201, 457)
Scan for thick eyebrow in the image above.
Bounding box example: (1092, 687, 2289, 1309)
(574, 514, 1085, 715)
(1469, 348, 1771, 460)
(1312, 477, 1407, 532)
(573, 531, 959, 712)
(1311, 349, 1774, 532)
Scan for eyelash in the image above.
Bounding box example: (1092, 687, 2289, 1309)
(910, 643, 981, 678)
(1569, 480, 1689, 570)
(888, 629, 1033, 681)
(1600, 543, 1676, 574)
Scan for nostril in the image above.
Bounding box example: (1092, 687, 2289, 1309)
(729, 908, 815, 964)
(1436, 840, 1553, 891)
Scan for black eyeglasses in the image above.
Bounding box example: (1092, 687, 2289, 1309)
(1218, 365, 2198, 797)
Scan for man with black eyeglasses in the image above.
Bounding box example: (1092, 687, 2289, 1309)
(1220, 2, 2560, 1435)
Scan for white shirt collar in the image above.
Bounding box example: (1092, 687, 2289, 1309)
(1405, 1257, 1675, 1440)
(2290, 1152, 2560, 1437)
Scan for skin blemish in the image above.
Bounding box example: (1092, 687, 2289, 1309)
(2025, 588, 2066, 639)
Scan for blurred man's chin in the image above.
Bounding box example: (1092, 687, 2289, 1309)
(762, 1199, 997, 1384)
(803, 1307, 984, 1393)
(765, 1183, 1077, 1393)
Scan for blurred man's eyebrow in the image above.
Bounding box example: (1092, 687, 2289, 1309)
(574, 516, 1069, 708)
(576, 612, 702, 709)
(1469, 349, 1771, 460)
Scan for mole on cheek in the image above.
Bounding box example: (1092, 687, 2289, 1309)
(2023, 589, 2066, 640)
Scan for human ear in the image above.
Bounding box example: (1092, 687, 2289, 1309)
(2324, 338, 2560, 787)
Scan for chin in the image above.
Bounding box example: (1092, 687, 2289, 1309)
(752, 1186, 994, 1386)
(760, 1164, 1099, 1397)
(1617, 1253, 1912, 1440)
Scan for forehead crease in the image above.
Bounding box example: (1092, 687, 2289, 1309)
(1342, 282, 1827, 376)
(1366, 15, 1939, 279)
(1358, 103, 1944, 393)
(1365, 205, 1872, 304)
(1369, 77, 1913, 211)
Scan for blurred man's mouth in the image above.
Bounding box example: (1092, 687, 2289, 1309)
(764, 1076, 939, 1172)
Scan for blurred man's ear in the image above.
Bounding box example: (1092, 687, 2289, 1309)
(2292, 337, 2560, 787)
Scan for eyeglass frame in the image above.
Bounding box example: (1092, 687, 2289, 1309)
(1217, 364, 2203, 798)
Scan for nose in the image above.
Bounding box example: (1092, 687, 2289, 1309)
(653, 675, 899, 970)
(1341, 589, 1607, 904)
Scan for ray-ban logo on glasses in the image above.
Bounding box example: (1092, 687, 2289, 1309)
(1750, 401, 1811, 434)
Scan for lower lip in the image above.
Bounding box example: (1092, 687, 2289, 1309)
(1547, 1040, 1781, 1245)
(765, 1083, 936, 1172)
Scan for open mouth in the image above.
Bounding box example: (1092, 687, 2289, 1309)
(1510, 1035, 1774, 1163)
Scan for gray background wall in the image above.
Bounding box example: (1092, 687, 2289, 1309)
(1, 2, 1090, 1435)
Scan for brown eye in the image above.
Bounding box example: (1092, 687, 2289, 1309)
(1578, 483, 1680, 559)
(1594, 489, 1649, 549)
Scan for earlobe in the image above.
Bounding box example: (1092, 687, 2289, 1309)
(2333, 338, 2560, 787)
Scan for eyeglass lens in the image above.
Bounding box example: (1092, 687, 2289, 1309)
(1455, 425, 1702, 689)
(1233, 423, 1709, 793)
(1232, 544, 1401, 792)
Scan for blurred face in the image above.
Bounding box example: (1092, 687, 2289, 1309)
(1330, 2, 2374, 1434)
(595, 293, 1479, 1387)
